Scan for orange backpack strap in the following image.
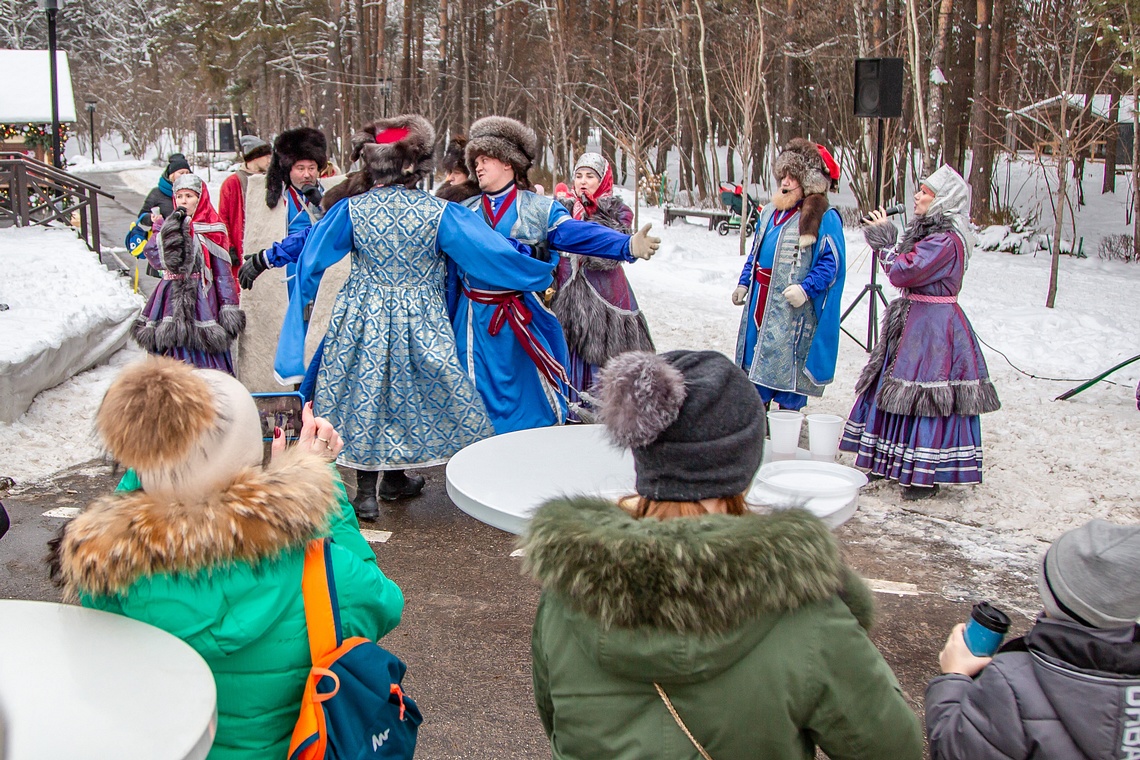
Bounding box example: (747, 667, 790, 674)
(301, 538, 342, 664)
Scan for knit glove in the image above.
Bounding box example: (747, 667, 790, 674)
(731, 285, 749, 306)
(630, 223, 661, 260)
(239, 250, 269, 290)
(783, 284, 808, 308)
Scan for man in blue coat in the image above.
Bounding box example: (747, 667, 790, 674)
(732, 138, 846, 410)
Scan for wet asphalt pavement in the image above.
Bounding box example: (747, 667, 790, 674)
(0, 459, 1044, 759)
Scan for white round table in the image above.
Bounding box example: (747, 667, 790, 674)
(445, 424, 860, 535)
(0, 599, 216, 760)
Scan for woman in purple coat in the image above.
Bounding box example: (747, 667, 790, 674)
(840, 165, 1000, 500)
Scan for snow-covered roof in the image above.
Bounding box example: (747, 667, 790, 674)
(1009, 94, 1136, 123)
(0, 49, 77, 123)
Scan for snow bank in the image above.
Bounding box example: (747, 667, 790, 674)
(624, 194, 1140, 542)
(68, 158, 154, 174)
(0, 227, 143, 423)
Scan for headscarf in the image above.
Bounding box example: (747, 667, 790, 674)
(920, 164, 975, 265)
(571, 153, 614, 221)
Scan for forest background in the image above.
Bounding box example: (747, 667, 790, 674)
(5, 0, 1140, 269)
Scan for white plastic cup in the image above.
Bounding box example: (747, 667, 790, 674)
(767, 410, 804, 455)
(806, 413, 845, 462)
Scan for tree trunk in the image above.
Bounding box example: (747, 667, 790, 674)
(400, 0, 413, 108)
(967, 0, 993, 222)
(1103, 70, 1122, 194)
(1047, 157, 1066, 308)
(924, 0, 954, 175)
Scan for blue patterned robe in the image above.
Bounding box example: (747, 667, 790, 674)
(275, 187, 554, 470)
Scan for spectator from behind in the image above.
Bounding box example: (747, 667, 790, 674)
(521, 350, 923, 760)
(217, 135, 272, 274)
(49, 357, 404, 760)
(927, 519, 1140, 760)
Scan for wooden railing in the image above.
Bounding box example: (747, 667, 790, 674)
(0, 152, 114, 254)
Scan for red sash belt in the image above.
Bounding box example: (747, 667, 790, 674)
(905, 293, 957, 304)
(463, 285, 569, 387)
(752, 267, 773, 326)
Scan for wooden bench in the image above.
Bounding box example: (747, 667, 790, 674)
(663, 205, 733, 230)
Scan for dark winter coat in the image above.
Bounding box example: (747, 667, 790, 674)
(522, 497, 924, 760)
(435, 178, 481, 204)
(857, 213, 1000, 417)
(926, 615, 1140, 760)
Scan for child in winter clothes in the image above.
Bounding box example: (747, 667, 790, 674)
(50, 357, 403, 760)
(132, 174, 245, 374)
(522, 350, 922, 760)
(926, 519, 1140, 760)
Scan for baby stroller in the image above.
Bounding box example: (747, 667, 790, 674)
(716, 183, 761, 236)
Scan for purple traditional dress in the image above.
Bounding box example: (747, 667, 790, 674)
(840, 166, 1000, 488)
(132, 191, 245, 375)
(551, 154, 653, 418)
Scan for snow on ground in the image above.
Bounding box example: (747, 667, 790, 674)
(68, 157, 154, 174)
(624, 191, 1140, 543)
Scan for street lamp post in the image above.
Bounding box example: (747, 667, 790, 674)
(39, 0, 62, 168)
(84, 97, 96, 163)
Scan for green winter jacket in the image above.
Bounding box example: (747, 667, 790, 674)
(522, 497, 923, 760)
(52, 448, 404, 760)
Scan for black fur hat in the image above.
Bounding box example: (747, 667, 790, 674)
(265, 127, 328, 209)
(465, 116, 538, 182)
(441, 135, 469, 176)
(350, 115, 436, 189)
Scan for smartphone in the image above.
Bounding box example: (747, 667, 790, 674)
(252, 392, 305, 444)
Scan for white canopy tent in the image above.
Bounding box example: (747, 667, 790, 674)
(0, 49, 77, 123)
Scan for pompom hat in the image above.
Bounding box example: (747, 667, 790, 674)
(598, 350, 766, 501)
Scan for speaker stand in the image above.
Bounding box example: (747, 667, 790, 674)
(841, 117, 889, 353)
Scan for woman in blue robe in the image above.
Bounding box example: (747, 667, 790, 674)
(275, 116, 554, 519)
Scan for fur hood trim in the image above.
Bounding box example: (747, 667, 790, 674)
(351, 115, 436, 188)
(51, 448, 337, 599)
(521, 497, 874, 635)
(465, 116, 538, 177)
(266, 127, 328, 209)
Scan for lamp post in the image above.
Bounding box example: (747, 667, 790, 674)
(39, 0, 62, 168)
(84, 97, 96, 163)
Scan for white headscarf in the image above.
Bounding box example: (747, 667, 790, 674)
(920, 164, 975, 265)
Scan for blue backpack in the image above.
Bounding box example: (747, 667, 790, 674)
(289, 538, 422, 759)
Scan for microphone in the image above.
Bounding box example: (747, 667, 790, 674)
(861, 203, 905, 224)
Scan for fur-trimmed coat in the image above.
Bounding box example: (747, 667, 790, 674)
(50, 449, 404, 760)
(522, 498, 923, 760)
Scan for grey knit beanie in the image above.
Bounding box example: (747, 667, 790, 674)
(1038, 519, 1140, 629)
(597, 350, 765, 501)
(239, 134, 271, 162)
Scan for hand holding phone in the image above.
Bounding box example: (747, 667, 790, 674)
(270, 401, 343, 462)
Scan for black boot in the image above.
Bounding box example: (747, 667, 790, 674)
(352, 470, 380, 522)
(901, 483, 940, 501)
(377, 469, 426, 501)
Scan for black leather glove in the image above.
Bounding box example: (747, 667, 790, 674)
(300, 183, 323, 207)
(239, 250, 269, 290)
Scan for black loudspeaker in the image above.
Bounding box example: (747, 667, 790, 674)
(853, 58, 904, 118)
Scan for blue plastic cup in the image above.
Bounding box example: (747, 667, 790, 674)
(963, 602, 1011, 657)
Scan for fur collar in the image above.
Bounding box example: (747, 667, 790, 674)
(521, 497, 873, 635)
(899, 211, 956, 253)
(52, 448, 337, 599)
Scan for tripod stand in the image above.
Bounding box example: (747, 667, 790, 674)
(840, 117, 891, 353)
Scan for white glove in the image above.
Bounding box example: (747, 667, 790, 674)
(630, 223, 661, 260)
(783, 284, 808, 308)
(731, 286, 748, 306)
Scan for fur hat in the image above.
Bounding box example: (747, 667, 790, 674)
(774, 138, 833, 196)
(239, 134, 271, 163)
(442, 136, 469, 176)
(1038, 519, 1140, 629)
(598, 350, 766, 501)
(171, 173, 203, 196)
(96, 357, 263, 501)
(265, 127, 328, 208)
(350, 115, 436, 188)
(465, 116, 538, 181)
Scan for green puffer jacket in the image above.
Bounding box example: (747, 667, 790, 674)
(51, 448, 404, 760)
(522, 498, 922, 760)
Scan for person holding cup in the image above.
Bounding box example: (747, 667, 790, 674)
(926, 519, 1140, 760)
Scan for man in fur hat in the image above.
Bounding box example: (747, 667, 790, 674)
(235, 127, 346, 392)
(458, 114, 661, 433)
(435, 135, 481, 203)
(731, 138, 846, 410)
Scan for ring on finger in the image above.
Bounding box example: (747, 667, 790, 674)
(316, 436, 329, 443)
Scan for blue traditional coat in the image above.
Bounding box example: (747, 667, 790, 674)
(735, 203, 845, 409)
(274, 187, 553, 470)
(458, 186, 634, 433)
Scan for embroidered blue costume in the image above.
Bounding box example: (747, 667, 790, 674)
(735, 203, 845, 409)
(275, 187, 554, 470)
(459, 185, 634, 433)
